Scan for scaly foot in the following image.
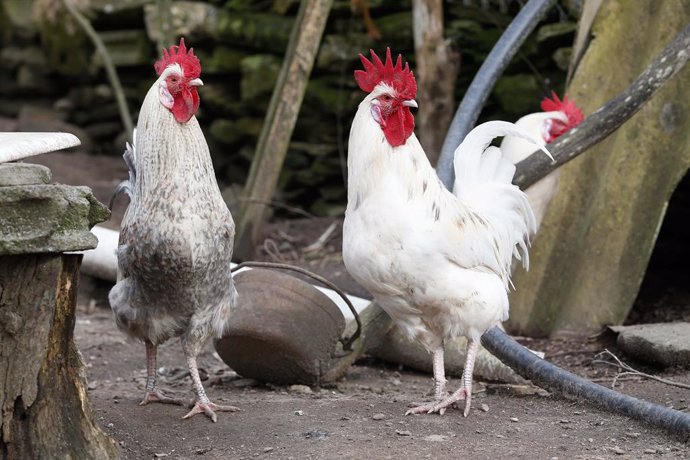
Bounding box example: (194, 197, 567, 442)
(406, 388, 470, 416)
(406, 400, 449, 416)
(182, 400, 241, 423)
(432, 387, 472, 417)
(139, 389, 188, 407)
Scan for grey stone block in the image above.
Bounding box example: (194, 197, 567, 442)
(0, 175, 110, 254)
(0, 163, 51, 186)
(610, 323, 690, 368)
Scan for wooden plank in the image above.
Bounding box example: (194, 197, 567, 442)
(0, 133, 81, 163)
(508, 1, 690, 336)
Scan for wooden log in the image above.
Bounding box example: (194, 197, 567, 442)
(234, 0, 333, 258)
(412, 0, 459, 164)
(368, 325, 528, 384)
(0, 162, 115, 457)
(0, 254, 118, 459)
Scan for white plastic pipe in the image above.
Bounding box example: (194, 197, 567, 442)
(79, 225, 370, 321)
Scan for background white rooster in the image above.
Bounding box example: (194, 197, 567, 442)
(500, 92, 584, 228)
(109, 38, 240, 422)
(343, 49, 552, 416)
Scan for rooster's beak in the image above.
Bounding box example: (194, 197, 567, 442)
(189, 78, 204, 87)
(402, 99, 418, 108)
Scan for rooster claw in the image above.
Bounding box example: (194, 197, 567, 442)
(405, 401, 447, 416)
(432, 388, 471, 417)
(182, 401, 241, 423)
(406, 388, 470, 416)
(139, 389, 188, 407)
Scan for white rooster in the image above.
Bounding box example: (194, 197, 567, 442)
(343, 49, 552, 416)
(500, 92, 584, 228)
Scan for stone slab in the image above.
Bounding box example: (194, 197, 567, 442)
(610, 322, 690, 368)
(0, 183, 110, 254)
(0, 163, 51, 186)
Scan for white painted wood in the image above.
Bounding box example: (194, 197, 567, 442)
(0, 133, 81, 163)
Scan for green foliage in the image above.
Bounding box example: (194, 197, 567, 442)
(493, 74, 541, 115)
(240, 54, 281, 102)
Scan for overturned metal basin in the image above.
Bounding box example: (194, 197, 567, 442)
(215, 268, 351, 385)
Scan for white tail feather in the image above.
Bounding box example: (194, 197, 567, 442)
(452, 121, 551, 285)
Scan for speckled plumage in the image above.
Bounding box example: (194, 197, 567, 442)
(110, 66, 236, 350)
(109, 58, 239, 421)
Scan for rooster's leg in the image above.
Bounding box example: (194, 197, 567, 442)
(181, 344, 240, 423)
(405, 345, 448, 415)
(429, 338, 479, 417)
(139, 340, 187, 406)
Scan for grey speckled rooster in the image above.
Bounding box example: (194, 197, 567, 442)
(109, 38, 239, 422)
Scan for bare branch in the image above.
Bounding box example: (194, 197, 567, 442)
(513, 23, 690, 189)
(62, 0, 134, 137)
(592, 349, 690, 390)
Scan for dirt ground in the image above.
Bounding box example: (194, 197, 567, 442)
(35, 151, 690, 458)
(76, 305, 690, 460)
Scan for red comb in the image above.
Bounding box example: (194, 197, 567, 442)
(541, 91, 584, 126)
(354, 48, 417, 100)
(154, 37, 201, 79)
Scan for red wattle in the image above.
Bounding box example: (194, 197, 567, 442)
(382, 106, 414, 147)
(171, 87, 200, 123)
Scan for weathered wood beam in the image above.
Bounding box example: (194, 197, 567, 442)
(412, 0, 459, 164)
(234, 0, 333, 259)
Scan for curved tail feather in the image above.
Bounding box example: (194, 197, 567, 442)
(451, 121, 552, 284)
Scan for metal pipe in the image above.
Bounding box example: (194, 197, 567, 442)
(436, 0, 556, 189)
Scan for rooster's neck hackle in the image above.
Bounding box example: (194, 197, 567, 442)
(132, 84, 216, 197)
(347, 94, 438, 208)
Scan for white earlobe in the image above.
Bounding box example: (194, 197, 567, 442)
(159, 82, 174, 109)
(370, 104, 382, 125)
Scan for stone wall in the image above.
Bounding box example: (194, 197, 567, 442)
(0, 0, 578, 215)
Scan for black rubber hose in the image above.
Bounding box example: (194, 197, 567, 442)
(436, 0, 556, 189)
(433, 0, 690, 440)
(482, 327, 690, 439)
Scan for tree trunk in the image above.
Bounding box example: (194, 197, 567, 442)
(0, 254, 118, 459)
(412, 0, 459, 165)
(508, 0, 690, 337)
(235, 0, 333, 258)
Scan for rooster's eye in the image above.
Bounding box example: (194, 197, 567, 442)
(381, 95, 392, 102)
